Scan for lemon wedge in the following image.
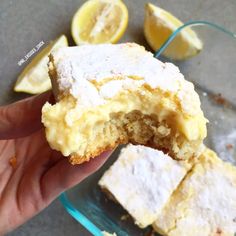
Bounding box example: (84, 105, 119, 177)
(144, 3, 202, 60)
(71, 0, 128, 45)
(14, 35, 68, 94)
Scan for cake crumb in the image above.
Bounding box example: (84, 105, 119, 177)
(120, 214, 130, 221)
(226, 144, 234, 150)
(102, 231, 117, 236)
(216, 228, 222, 235)
(9, 156, 17, 169)
(145, 228, 156, 236)
(211, 93, 229, 107)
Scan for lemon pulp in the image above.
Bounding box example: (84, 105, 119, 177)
(71, 0, 128, 45)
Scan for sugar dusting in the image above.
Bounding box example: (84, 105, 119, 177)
(99, 144, 190, 227)
(51, 43, 202, 115)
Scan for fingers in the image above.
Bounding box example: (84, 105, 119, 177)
(41, 151, 112, 202)
(0, 91, 53, 140)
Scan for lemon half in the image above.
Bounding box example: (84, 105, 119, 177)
(14, 35, 68, 94)
(144, 3, 202, 60)
(71, 0, 128, 45)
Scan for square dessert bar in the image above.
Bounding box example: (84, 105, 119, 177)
(99, 144, 192, 228)
(153, 148, 236, 236)
(42, 43, 207, 164)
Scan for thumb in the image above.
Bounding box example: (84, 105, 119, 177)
(41, 151, 112, 202)
(0, 91, 53, 140)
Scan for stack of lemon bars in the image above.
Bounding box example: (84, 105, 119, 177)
(41, 43, 236, 235)
(99, 144, 236, 235)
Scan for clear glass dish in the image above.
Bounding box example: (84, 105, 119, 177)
(60, 21, 236, 236)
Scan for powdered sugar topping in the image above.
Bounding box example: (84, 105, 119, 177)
(51, 43, 201, 114)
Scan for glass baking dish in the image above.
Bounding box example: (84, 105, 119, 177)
(59, 21, 236, 236)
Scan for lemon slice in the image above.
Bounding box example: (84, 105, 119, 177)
(144, 3, 202, 60)
(71, 0, 128, 45)
(14, 35, 68, 94)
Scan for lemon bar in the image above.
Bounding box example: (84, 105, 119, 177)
(99, 144, 192, 228)
(42, 43, 207, 164)
(153, 148, 236, 236)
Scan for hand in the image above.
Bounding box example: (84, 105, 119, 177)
(0, 92, 111, 235)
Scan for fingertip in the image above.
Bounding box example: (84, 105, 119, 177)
(78, 150, 113, 173)
(41, 149, 114, 201)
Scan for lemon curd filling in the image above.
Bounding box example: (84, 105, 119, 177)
(42, 85, 206, 164)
